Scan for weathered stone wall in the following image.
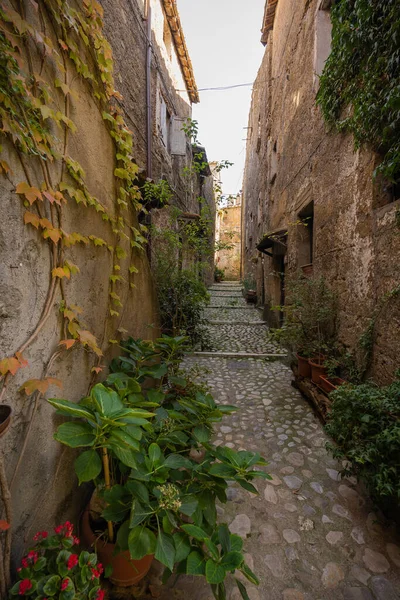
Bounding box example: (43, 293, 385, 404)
(215, 204, 242, 281)
(0, 0, 208, 565)
(242, 0, 400, 383)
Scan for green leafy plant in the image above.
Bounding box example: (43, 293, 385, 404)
(214, 267, 225, 282)
(242, 277, 256, 292)
(326, 378, 400, 504)
(317, 0, 400, 183)
(142, 179, 173, 210)
(9, 522, 104, 600)
(270, 274, 337, 358)
(48, 336, 271, 600)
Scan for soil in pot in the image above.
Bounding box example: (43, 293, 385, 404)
(309, 357, 328, 385)
(296, 355, 311, 378)
(319, 376, 345, 394)
(81, 510, 153, 587)
(0, 405, 12, 438)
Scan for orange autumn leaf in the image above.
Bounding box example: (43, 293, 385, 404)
(43, 228, 62, 244)
(78, 330, 103, 357)
(52, 266, 70, 279)
(91, 366, 103, 374)
(59, 339, 76, 349)
(58, 38, 68, 51)
(15, 182, 43, 205)
(43, 190, 62, 206)
(19, 377, 62, 396)
(39, 218, 53, 229)
(0, 520, 10, 531)
(24, 211, 40, 229)
(0, 353, 28, 376)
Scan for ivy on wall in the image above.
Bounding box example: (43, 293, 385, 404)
(317, 0, 400, 182)
(0, 0, 147, 394)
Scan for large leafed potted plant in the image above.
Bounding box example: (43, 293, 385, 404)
(48, 336, 271, 599)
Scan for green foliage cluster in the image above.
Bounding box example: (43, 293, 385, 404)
(214, 267, 225, 282)
(317, 0, 400, 182)
(326, 378, 400, 503)
(269, 274, 337, 358)
(48, 335, 271, 600)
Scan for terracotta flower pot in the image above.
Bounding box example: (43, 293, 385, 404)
(319, 376, 345, 394)
(245, 290, 257, 304)
(0, 405, 12, 438)
(308, 357, 328, 385)
(296, 354, 311, 378)
(81, 510, 153, 587)
(301, 264, 314, 277)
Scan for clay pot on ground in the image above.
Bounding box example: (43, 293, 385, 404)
(215, 276, 222, 283)
(81, 510, 154, 587)
(301, 264, 314, 277)
(0, 405, 12, 438)
(308, 357, 328, 385)
(296, 354, 311, 378)
(245, 290, 257, 304)
(319, 376, 345, 394)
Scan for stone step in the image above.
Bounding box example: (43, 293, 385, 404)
(208, 305, 255, 309)
(190, 351, 287, 359)
(207, 321, 267, 325)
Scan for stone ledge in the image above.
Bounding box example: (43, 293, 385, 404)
(207, 321, 267, 325)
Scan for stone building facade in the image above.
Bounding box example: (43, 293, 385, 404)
(215, 195, 242, 281)
(242, 0, 400, 383)
(101, 0, 215, 284)
(0, 0, 211, 561)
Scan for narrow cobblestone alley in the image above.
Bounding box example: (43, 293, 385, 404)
(158, 282, 400, 600)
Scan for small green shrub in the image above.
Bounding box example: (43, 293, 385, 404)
(326, 379, 400, 502)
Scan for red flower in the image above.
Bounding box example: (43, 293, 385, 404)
(60, 579, 69, 591)
(96, 590, 105, 600)
(73, 536, 80, 546)
(19, 580, 32, 595)
(21, 558, 29, 569)
(27, 551, 38, 564)
(54, 521, 74, 538)
(67, 554, 78, 570)
(33, 531, 48, 541)
(91, 563, 103, 580)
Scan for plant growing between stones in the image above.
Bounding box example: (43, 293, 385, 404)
(47, 335, 271, 600)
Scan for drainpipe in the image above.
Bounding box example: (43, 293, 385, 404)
(145, 0, 152, 179)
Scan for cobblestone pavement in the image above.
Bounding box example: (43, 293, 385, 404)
(203, 307, 265, 323)
(157, 283, 400, 600)
(204, 324, 285, 354)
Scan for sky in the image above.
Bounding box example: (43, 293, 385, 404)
(177, 0, 266, 195)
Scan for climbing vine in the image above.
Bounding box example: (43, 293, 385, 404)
(0, 0, 147, 585)
(317, 0, 400, 182)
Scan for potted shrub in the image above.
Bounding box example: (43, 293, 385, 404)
(319, 375, 345, 394)
(9, 522, 104, 600)
(48, 336, 271, 599)
(214, 267, 224, 283)
(242, 277, 257, 303)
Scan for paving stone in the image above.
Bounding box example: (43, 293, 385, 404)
(310, 481, 323, 494)
(350, 565, 371, 585)
(287, 452, 304, 467)
(342, 587, 374, 600)
(322, 515, 334, 524)
(283, 529, 301, 544)
(321, 562, 345, 589)
(264, 554, 286, 578)
(370, 576, 400, 600)
(282, 590, 305, 600)
(351, 527, 366, 545)
(259, 523, 280, 544)
(285, 546, 299, 562)
(264, 484, 278, 504)
(332, 504, 352, 520)
(339, 484, 365, 508)
(362, 548, 390, 573)
(326, 468, 341, 481)
(386, 543, 400, 568)
(284, 503, 298, 513)
(268, 473, 282, 486)
(230, 514, 251, 538)
(283, 475, 303, 490)
(326, 531, 344, 545)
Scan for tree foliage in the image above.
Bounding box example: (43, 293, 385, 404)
(317, 0, 400, 182)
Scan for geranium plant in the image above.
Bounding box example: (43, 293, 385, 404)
(9, 522, 104, 600)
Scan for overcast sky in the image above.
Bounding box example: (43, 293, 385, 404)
(177, 0, 266, 195)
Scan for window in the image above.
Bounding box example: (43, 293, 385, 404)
(313, 1, 333, 87)
(159, 93, 171, 150)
